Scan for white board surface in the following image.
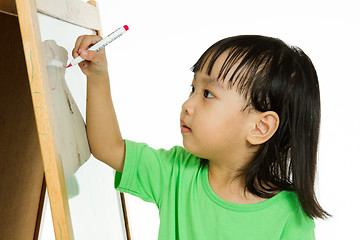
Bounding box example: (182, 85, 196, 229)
(37, 13, 127, 240)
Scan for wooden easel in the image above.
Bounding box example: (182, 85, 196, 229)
(0, 0, 130, 239)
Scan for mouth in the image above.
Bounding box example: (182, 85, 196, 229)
(180, 120, 192, 133)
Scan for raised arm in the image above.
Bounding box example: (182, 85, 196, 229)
(72, 35, 125, 172)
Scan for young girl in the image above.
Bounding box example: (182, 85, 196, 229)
(73, 34, 329, 239)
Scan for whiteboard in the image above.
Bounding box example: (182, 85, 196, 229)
(37, 13, 127, 240)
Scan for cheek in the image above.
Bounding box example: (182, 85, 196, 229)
(193, 104, 247, 140)
(197, 114, 235, 141)
(214, 113, 249, 141)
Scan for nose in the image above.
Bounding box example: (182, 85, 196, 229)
(181, 95, 194, 116)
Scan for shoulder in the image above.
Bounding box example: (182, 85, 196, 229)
(279, 191, 315, 240)
(118, 140, 201, 204)
(124, 139, 200, 168)
(125, 139, 184, 156)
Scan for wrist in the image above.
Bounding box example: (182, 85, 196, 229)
(87, 72, 110, 84)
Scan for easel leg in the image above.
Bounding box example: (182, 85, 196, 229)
(34, 176, 46, 240)
(120, 192, 131, 240)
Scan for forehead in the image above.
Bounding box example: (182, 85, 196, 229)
(196, 50, 243, 88)
(193, 71, 225, 90)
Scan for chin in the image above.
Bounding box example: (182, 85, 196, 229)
(182, 140, 196, 155)
(182, 141, 207, 159)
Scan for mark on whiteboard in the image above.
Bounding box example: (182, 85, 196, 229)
(48, 42, 55, 56)
(57, 222, 62, 240)
(34, 106, 43, 117)
(66, 94, 74, 114)
(30, 50, 34, 84)
(76, 145, 82, 165)
(43, 40, 65, 91)
(77, 151, 81, 165)
(41, 39, 91, 179)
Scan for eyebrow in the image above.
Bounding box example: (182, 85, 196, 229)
(193, 73, 225, 89)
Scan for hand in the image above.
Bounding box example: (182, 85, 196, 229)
(72, 35, 109, 80)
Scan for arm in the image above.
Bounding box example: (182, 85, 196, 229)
(72, 35, 125, 172)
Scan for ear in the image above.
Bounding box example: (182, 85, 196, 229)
(247, 111, 279, 145)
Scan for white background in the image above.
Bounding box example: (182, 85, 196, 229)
(42, 0, 360, 239)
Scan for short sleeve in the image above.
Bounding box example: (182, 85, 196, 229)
(280, 209, 315, 240)
(114, 140, 185, 206)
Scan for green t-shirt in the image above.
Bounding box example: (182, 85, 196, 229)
(114, 140, 315, 240)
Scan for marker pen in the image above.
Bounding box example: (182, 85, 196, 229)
(65, 25, 129, 68)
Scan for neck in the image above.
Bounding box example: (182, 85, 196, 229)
(208, 161, 245, 192)
(206, 146, 253, 189)
(207, 161, 267, 204)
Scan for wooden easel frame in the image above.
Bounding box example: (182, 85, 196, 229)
(0, 0, 130, 239)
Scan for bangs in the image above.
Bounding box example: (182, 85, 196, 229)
(191, 35, 283, 101)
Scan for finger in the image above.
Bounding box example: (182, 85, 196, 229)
(78, 35, 103, 53)
(72, 35, 102, 58)
(72, 35, 85, 58)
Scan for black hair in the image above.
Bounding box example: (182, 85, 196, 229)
(192, 35, 330, 219)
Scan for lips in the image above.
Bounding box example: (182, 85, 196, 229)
(180, 120, 192, 133)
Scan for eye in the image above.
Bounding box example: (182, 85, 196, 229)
(204, 90, 215, 99)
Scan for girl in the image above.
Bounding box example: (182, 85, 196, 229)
(73, 34, 329, 239)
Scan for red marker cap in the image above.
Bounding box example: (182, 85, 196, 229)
(124, 25, 129, 31)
